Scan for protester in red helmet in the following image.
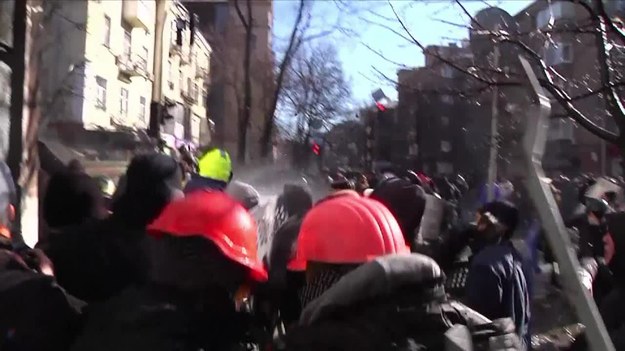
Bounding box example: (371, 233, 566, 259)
(284, 194, 523, 350)
(289, 194, 409, 305)
(71, 191, 267, 351)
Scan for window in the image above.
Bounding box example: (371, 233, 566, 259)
(544, 42, 573, 66)
(103, 15, 111, 47)
(187, 77, 193, 97)
(202, 88, 208, 108)
(179, 70, 184, 92)
(95, 76, 107, 110)
(123, 28, 132, 59)
(440, 140, 452, 152)
(139, 96, 147, 122)
(548, 118, 575, 142)
(441, 116, 450, 127)
(167, 59, 174, 89)
(536, 2, 577, 29)
(441, 65, 453, 78)
(139, 46, 148, 70)
(441, 95, 453, 104)
(193, 83, 199, 101)
(120, 88, 129, 117)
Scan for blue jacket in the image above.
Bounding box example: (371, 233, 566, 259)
(183, 174, 228, 194)
(479, 183, 501, 206)
(465, 241, 531, 350)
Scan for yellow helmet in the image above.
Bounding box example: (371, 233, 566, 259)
(198, 148, 232, 183)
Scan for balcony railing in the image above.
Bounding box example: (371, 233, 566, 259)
(195, 67, 208, 79)
(116, 55, 152, 80)
(169, 44, 190, 65)
(122, 0, 150, 30)
(181, 88, 196, 103)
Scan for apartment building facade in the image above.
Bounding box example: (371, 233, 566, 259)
(160, 1, 211, 151)
(513, 0, 625, 176)
(396, 42, 491, 179)
(184, 0, 274, 163)
(39, 0, 157, 171)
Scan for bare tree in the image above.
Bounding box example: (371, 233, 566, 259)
(280, 42, 351, 167)
(381, 0, 625, 154)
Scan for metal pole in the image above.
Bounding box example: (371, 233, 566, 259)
(7, 0, 26, 236)
(487, 34, 500, 201)
(519, 56, 615, 351)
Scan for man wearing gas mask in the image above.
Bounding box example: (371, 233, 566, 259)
(465, 201, 530, 350)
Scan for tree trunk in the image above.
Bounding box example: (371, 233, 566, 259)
(237, 0, 253, 164)
(260, 0, 306, 159)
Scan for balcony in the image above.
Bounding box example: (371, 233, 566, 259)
(116, 54, 152, 81)
(181, 88, 197, 103)
(169, 44, 190, 64)
(122, 0, 151, 31)
(195, 67, 208, 79)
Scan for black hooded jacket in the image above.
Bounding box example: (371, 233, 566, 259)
(70, 283, 254, 351)
(284, 254, 508, 351)
(39, 154, 182, 303)
(0, 249, 83, 351)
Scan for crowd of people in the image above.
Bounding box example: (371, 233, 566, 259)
(0, 147, 624, 350)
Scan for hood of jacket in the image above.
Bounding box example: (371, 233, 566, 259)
(299, 253, 444, 326)
(225, 180, 260, 210)
(184, 173, 228, 194)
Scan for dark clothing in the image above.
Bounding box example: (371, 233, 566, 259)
(40, 153, 181, 303)
(184, 174, 228, 194)
(0, 249, 82, 351)
(465, 241, 530, 349)
(39, 217, 147, 303)
(71, 284, 253, 351)
(43, 170, 104, 229)
(285, 254, 507, 351)
(370, 178, 426, 248)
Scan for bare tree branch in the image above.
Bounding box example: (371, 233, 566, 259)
(233, 0, 249, 30)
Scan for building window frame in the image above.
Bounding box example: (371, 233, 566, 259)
(120, 88, 129, 117)
(544, 42, 573, 66)
(441, 95, 453, 104)
(441, 65, 454, 78)
(139, 46, 148, 71)
(139, 96, 147, 122)
(95, 76, 107, 110)
(441, 115, 450, 127)
(103, 15, 111, 47)
(167, 59, 174, 89)
(123, 28, 132, 59)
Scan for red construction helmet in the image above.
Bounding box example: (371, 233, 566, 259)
(147, 190, 267, 282)
(289, 195, 409, 270)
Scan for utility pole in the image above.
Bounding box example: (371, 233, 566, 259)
(487, 28, 500, 201)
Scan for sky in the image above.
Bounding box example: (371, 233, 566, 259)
(273, 0, 533, 105)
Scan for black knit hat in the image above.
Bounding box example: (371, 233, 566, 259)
(43, 169, 104, 228)
(480, 200, 519, 236)
(370, 177, 427, 246)
(112, 153, 182, 228)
